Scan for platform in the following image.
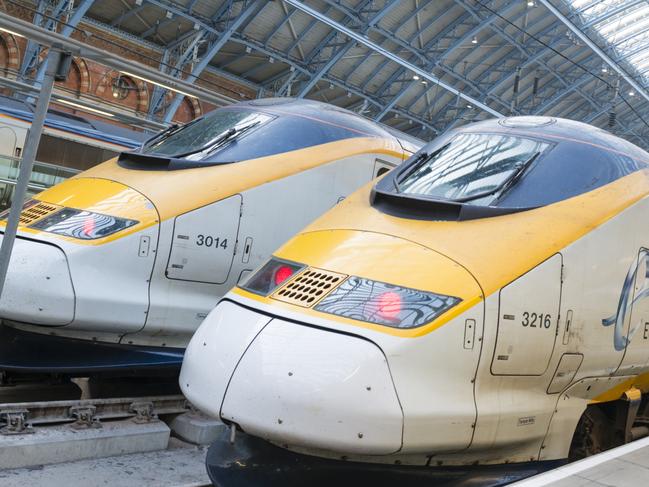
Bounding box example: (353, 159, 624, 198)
(511, 436, 649, 486)
(0, 438, 210, 487)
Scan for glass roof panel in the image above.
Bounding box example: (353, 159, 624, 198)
(567, 0, 649, 65)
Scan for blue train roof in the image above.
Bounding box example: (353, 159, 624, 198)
(0, 95, 148, 149)
(239, 98, 423, 150)
(373, 116, 649, 221)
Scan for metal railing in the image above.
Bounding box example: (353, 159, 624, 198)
(0, 155, 79, 190)
(0, 156, 80, 211)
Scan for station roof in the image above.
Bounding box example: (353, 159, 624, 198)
(9, 0, 649, 149)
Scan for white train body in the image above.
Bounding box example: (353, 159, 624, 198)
(0, 99, 417, 349)
(181, 117, 649, 466)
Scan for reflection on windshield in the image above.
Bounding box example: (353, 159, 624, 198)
(141, 110, 273, 158)
(397, 133, 549, 206)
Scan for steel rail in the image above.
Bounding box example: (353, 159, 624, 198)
(0, 394, 188, 432)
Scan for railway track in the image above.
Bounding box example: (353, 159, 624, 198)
(0, 372, 210, 486)
(0, 373, 189, 433)
(0, 394, 188, 433)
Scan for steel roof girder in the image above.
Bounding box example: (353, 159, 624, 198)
(282, 0, 502, 116)
(296, 0, 397, 98)
(282, 4, 337, 57)
(448, 2, 575, 100)
(358, 8, 478, 94)
(19, 0, 48, 78)
(297, 42, 355, 97)
(428, 2, 585, 126)
(21, 0, 71, 78)
(110, 4, 147, 27)
(390, 1, 524, 126)
(308, 0, 434, 64)
(0, 10, 236, 106)
(542, 0, 649, 110)
(147, 1, 233, 115)
(439, 1, 520, 62)
(163, 0, 263, 122)
(33, 0, 97, 83)
(582, 0, 645, 28)
(532, 73, 593, 115)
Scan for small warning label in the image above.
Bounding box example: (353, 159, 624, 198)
(517, 416, 536, 427)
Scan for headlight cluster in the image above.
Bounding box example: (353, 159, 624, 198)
(30, 208, 138, 240)
(241, 258, 461, 329)
(4, 199, 138, 240)
(314, 276, 460, 329)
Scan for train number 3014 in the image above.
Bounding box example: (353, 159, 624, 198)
(196, 234, 228, 249)
(522, 312, 552, 328)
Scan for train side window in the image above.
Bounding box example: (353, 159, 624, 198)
(35, 134, 117, 170)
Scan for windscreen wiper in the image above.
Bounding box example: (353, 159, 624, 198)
(394, 151, 429, 192)
(141, 117, 203, 150)
(452, 152, 540, 204)
(173, 120, 262, 159)
(492, 151, 541, 203)
(141, 123, 179, 148)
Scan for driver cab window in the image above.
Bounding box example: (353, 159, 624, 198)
(397, 133, 549, 206)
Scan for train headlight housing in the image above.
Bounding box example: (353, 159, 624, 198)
(314, 276, 461, 329)
(30, 208, 138, 240)
(241, 258, 305, 296)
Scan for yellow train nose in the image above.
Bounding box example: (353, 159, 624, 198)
(269, 229, 483, 336)
(14, 177, 158, 244)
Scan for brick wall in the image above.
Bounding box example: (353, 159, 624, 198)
(0, 1, 258, 125)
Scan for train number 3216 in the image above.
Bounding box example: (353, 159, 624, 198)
(196, 234, 228, 249)
(522, 312, 552, 328)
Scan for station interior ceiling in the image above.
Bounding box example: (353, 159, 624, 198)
(2, 0, 649, 149)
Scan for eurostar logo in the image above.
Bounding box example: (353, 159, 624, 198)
(603, 249, 649, 351)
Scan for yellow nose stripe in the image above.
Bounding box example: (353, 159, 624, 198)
(8, 177, 159, 245)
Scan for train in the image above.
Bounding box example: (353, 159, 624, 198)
(0, 97, 419, 373)
(0, 94, 146, 209)
(180, 116, 649, 484)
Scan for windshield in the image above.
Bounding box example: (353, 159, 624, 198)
(141, 109, 272, 158)
(397, 133, 549, 205)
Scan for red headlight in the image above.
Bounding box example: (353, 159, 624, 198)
(376, 291, 402, 320)
(315, 276, 461, 329)
(274, 265, 295, 286)
(240, 258, 305, 296)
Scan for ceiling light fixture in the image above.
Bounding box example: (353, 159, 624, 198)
(0, 27, 24, 38)
(55, 99, 115, 117)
